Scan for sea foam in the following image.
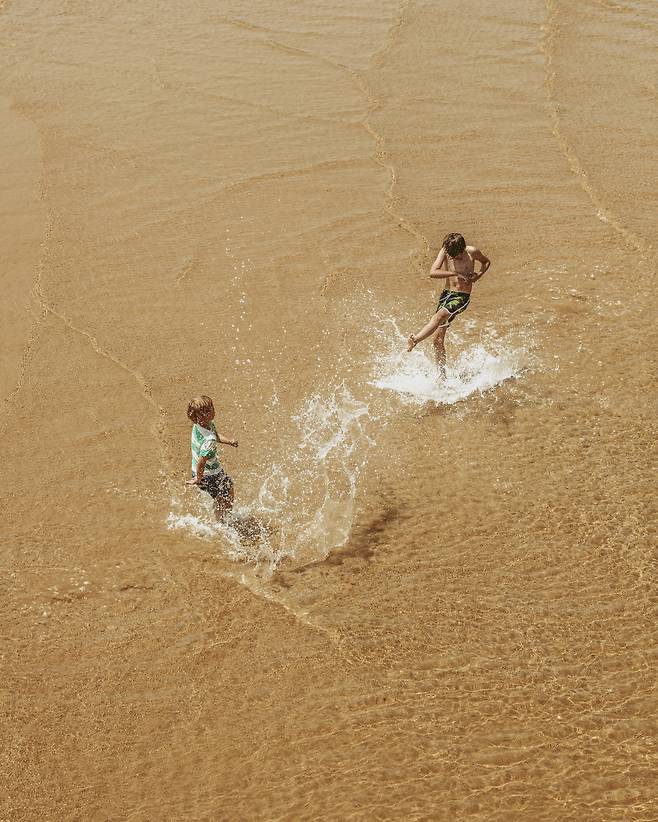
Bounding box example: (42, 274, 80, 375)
(371, 321, 524, 405)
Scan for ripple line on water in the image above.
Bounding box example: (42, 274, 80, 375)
(542, 0, 656, 257)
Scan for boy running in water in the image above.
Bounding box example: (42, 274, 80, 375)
(407, 232, 490, 377)
(186, 395, 238, 522)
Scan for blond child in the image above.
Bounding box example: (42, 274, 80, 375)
(186, 395, 238, 521)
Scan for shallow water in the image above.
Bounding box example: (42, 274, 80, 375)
(1, 1, 656, 819)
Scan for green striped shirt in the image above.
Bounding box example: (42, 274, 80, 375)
(191, 422, 223, 477)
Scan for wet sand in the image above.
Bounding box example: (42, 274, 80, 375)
(1, 1, 657, 819)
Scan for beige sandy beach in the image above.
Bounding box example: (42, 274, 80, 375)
(1, 1, 657, 819)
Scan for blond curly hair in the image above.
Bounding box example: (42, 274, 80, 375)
(187, 395, 214, 423)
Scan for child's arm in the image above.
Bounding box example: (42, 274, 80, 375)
(211, 422, 238, 448)
(187, 456, 208, 485)
(428, 248, 452, 279)
(469, 248, 491, 281)
(216, 432, 238, 447)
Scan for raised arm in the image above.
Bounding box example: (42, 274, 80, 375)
(429, 248, 452, 279)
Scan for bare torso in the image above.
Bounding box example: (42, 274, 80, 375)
(408, 240, 491, 366)
(441, 246, 477, 293)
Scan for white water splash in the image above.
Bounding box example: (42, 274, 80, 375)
(257, 384, 371, 564)
(167, 312, 532, 570)
(166, 507, 275, 565)
(371, 319, 526, 405)
(168, 384, 373, 573)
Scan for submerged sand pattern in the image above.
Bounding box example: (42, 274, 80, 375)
(1, 0, 657, 819)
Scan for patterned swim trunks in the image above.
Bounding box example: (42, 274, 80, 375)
(197, 472, 233, 500)
(437, 290, 471, 324)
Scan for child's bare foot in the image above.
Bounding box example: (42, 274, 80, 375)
(407, 334, 417, 352)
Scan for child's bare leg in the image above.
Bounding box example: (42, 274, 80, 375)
(407, 308, 450, 350)
(433, 326, 448, 377)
